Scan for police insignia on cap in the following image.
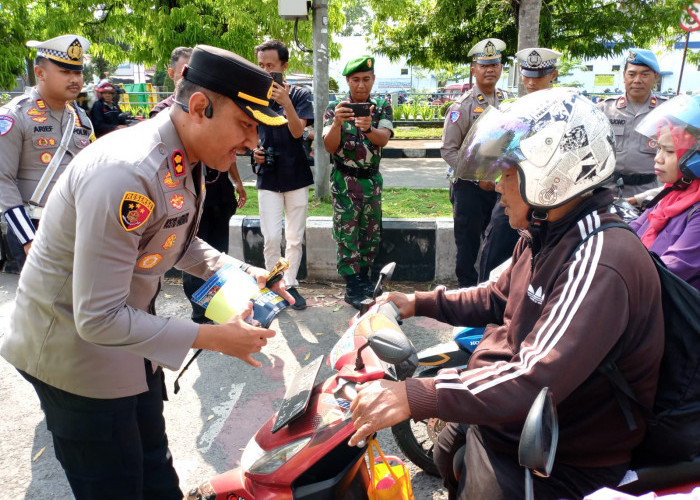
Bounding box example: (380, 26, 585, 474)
(627, 51, 636, 62)
(484, 41, 497, 57)
(120, 192, 154, 232)
(26, 34, 90, 71)
(67, 39, 83, 60)
(527, 51, 543, 67)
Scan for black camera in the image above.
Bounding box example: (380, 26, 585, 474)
(263, 147, 280, 167)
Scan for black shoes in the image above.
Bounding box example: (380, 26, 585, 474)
(359, 268, 381, 298)
(344, 274, 367, 310)
(287, 286, 307, 310)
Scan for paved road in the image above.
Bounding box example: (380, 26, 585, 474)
(0, 271, 453, 499)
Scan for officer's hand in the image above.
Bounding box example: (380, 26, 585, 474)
(235, 184, 247, 208)
(271, 82, 292, 107)
(625, 196, 638, 206)
(333, 101, 354, 125)
(193, 302, 276, 367)
(247, 265, 295, 305)
(252, 147, 266, 164)
(354, 105, 375, 133)
(23, 241, 32, 255)
(374, 291, 416, 320)
(349, 380, 411, 447)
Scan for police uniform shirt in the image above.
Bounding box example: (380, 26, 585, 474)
(441, 84, 508, 179)
(598, 93, 666, 193)
(1, 110, 245, 399)
(0, 86, 94, 244)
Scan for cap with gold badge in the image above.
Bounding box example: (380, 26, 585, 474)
(26, 35, 90, 71)
(515, 47, 562, 77)
(625, 48, 660, 74)
(182, 44, 287, 127)
(468, 38, 506, 66)
(342, 55, 375, 76)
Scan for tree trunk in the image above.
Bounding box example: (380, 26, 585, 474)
(26, 57, 36, 87)
(516, 0, 542, 96)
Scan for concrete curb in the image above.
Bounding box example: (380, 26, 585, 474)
(228, 215, 457, 283)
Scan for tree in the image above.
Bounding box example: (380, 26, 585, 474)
(0, 0, 345, 90)
(363, 0, 690, 70)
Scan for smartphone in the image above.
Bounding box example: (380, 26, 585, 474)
(270, 72, 284, 86)
(342, 102, 371, 117)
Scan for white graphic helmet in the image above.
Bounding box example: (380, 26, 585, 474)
(455, 88, 616, 210)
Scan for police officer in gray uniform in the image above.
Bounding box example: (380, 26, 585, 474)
(1, 45, 292, 500)
(441, 38, 509, 287)
(598, 49, 666, 197)
(0, 35, 93, 272)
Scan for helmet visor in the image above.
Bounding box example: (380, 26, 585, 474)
(635, 94, 700, 141)
(454, 105, 531, 182)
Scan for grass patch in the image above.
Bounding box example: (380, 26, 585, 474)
(393, 127, 443, 140)
(236, 186, 451, 218)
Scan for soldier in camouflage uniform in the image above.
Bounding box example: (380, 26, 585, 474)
(323, 55, 394, 309)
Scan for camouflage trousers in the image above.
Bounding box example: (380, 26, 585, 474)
(330, 168, 382, 277)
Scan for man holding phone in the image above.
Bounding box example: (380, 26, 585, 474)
(253, 40, 314, 310)
(322, 55, 394, 309)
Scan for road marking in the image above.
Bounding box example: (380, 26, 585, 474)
(197, 382, 245, 453)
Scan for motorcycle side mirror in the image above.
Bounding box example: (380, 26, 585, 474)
(367, 326, 415, 365)
(518, 387, 559, 500)
(359, 262, 397, 315)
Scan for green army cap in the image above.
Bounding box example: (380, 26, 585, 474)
(342, 55, 375, 76)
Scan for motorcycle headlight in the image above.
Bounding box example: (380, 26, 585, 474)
(240, 435, 311, 475)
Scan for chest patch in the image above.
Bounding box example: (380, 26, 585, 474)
(162, 233, 177, 250)
(169, 193, 185, 210)
(163, 172, 180, 188)
(34, 125, 53, 133)
(40, 152, 53, 164)
(449, 110, 461, 123)
(31, 115, 48, 124)
(527, 284, 545, 305)
(27, 107, 46, 117)
(0, 115, 14, 136)
(36, 136, 57, 147)
(119, 192, 155, 231)
(164, 213, 190, 228)
(473, 106, 484, 114)
(138, 253, 162, 269)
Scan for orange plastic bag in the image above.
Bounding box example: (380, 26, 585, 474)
(366, 437, 414, 500)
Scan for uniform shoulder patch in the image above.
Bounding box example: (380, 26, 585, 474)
(172, 150, 185, 177)
(473, 106, 484, 114)
(0, 115, 14, 136)
(120, 192, 155, 231)
(449, 110, 461, 123)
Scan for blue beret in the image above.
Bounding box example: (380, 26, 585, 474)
(625, 49, 660, 74)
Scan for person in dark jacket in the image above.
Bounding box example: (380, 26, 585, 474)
(90, 81, 127, 137)
(348, 89, 664, 500)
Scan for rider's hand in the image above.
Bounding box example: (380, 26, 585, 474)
(374, 291, 416, 320)
(349, 379, 411, 447)
(192, 301, 276, 367)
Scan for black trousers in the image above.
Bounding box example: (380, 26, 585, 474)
(450, 181, 497, 288)
(19, 361, 182, 500)
(434, 423, 628, 500)
(3, 217, 39, 273)
(478, 199, 520, 282)
(183, 171, 236, 322)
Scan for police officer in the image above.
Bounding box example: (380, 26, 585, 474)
(441, 38, 509, 288)
(1, 45, 293, 499)
(598, 49, 665, 197)
(323, 55, 394, 309)
(478, 47, 562, 282)
(0, 35, 93, 273)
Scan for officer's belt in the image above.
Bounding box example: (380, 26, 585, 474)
(333, 161, 378, 179)
(613, 172, 657, 186)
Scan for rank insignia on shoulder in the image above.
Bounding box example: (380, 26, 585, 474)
(172, 150, 185, 177)
(650, 96, 658, 107)
(40, 152, 53, 164)
(449, 110, 461, 123)
(169, 193, 185, 210)
(138, 253, 162, 269)
(473, 106, 484, 114)
(27, 107, 46, 117)
(496, 91, 504, 99)
(163, 172, 180, 188)
(119, 192, 155, 231)
(477, 94, 485, 103)
(36, 99, 47, 110)
(0, 115, 15, 136)
(617, 96, 626, 109)
(31, 115, 49, 123)
(162, 233, 177, 250)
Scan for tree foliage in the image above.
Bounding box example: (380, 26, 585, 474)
(364, 0, 691, 70)
(0, 0, 344, 90)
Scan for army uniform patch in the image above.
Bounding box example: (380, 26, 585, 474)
(31, 115, 48, 124)
(172, 150, 185, 177)
(163, 172, 180, 188)
(119, 191, 155, 231)
(162, 233, 177, 250)
(0, 115, 14, 136)
(169, 193, 185, 210)
(40, 152, 53, 164)
(449, 110, 461, 123)
(138, 253, 162, 269)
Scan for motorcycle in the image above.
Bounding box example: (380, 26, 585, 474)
(185, 263, 420, 500)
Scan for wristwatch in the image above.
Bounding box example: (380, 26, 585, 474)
(302, 128, 312, 141)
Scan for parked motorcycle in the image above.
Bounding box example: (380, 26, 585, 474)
(185, 264, 419, 500)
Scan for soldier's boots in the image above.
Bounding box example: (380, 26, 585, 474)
(344, 274, 366, 310)
(359, 267, 381, 298)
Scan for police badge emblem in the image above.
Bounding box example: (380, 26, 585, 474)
(449, 110, 461, 122)
(119, 192, 154, 231)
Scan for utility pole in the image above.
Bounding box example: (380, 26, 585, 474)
(312, 0, 330, 198)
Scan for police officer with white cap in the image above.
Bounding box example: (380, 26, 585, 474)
(0, 35, 94, 273)
(598, 48, 666, 197)
(478, 47, 563, 282)
(1, 44, 293, 499)
(441, 38, 509, 287)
